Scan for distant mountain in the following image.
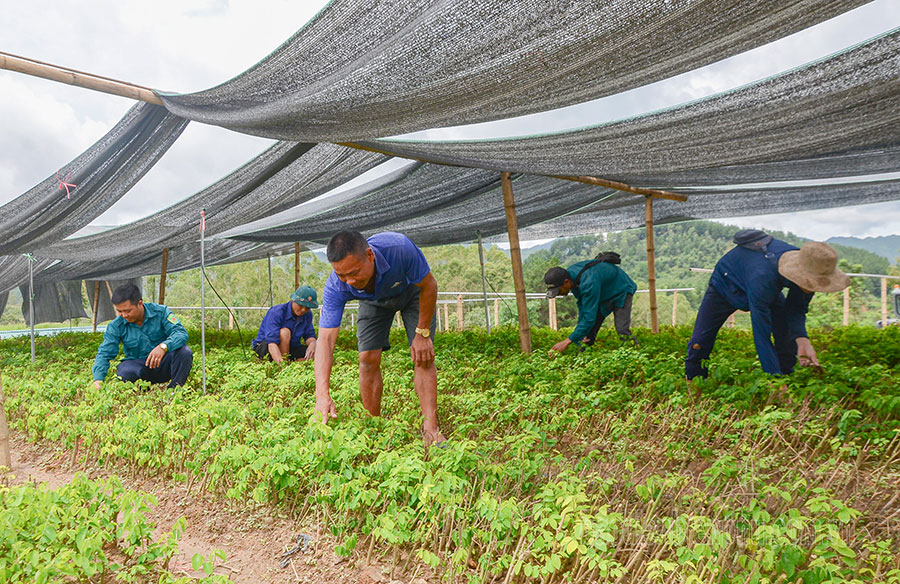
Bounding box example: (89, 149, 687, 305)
(827, 235, 900, 265)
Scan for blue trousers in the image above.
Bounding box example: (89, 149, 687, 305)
(685, 286, 796, 379)
(116, 345, 193, 388)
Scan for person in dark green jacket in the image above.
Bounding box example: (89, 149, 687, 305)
(544, 259, 638, 355)
(91, 284, 192, 389)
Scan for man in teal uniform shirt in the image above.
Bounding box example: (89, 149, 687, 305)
(544, 259, 638, 354)
(92, 284, 192, 389)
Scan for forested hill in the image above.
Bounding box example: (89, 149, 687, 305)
(520, 220, 892, 303)
(827, 235, 900, 265)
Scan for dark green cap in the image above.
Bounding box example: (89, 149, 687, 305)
(290, 285, 318, 308)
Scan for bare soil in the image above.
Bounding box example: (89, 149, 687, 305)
(6, 431, 426, 584)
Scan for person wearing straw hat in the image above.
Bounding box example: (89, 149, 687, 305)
(685, 232, 850, 380)
(251, 285, 319, 363)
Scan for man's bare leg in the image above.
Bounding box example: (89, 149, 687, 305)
(278, 328, 291, 357)
(359, 349, 384, 416)
(414, 362, 445, 446)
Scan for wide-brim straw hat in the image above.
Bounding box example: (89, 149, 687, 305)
(778, 242, 850, 293)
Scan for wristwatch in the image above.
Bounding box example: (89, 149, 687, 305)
(415, 327, 431, 338)
(159, 342, 168, 352)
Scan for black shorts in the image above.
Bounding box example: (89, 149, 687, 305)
(251, 340, 308, 360)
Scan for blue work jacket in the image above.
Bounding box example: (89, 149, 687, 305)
(92, 302, 188, 380)
(253, 302, 316, 349)
(709, 239, 813, 374)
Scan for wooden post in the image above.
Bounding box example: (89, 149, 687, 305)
(159, 247, 169, 304)
(645, 196, 659, 334)
(672, 290, 678, 327)
(350, 312, 355, 328)
(501, 172, 531, 353)
(882, 277, 888, 326)
(843, 287, 850, 326)
(396, 312, 402, 328)
(91, 281, 101, 332)
(549, 297, 558, 331)
(494, 298, 500, 327)
(456, 294, 464, 330)
(228, 310, 234, 330)
(294, 243, 301, 289)
(0, 370, 10, 470)
(477, 231, 491, 333)
(104, 281, 113, 299)
(267, 254, 274, 306)
(443, 303, 450, 332)
(728, 312, 736, 328)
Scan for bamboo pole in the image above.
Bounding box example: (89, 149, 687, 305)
(159, 248, 169, 304)
(0, 51, 164, 105)
(549, 297, 558, 331)
(477, 231, 491, 333)
(0, 370, 10, 470)
(443, 304, 450, 332)
(843, 287, 850, 326)
(501, 172, 531, 353)
(294, 243, 301, 290)
(552, 174, 688, 202)
(456, 294, 464, 330)
(104, 281, 113, 299)
(200, 210, 207, 394)
(882, 277, 888, 326)
(91, 281, 101, 333)
(645, 197, 659, 334)
(494, 298, 500, 328)
(396, 312, 402, 329)
(672, 290, 678, 327)
(267, 254, 274, 306)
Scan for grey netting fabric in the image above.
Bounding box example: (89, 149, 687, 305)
(230, 164, 501, 243)
(0, 103, 187, 255)
(217, 160, 424, 238)
(156, 0, 867, 141)
(512, 178, 900, 241)
(20, 280, 88, 326)
(0, 255, 56, 296)
(34, 143, 386, 263)
(84, 279, 143, 323)
(361, 29, 900, 181)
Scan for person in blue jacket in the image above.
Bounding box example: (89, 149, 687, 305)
(252, 285, 318, 363)
(92, 284, 192, 389)
(685, 233, 849, 380)
(313, 231, 445, 447)
(544, 258, 638, 355)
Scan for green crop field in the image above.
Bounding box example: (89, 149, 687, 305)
(1, 325, 899, 583)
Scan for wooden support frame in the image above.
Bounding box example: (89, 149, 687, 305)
(0, 51, 164, 105)
(501, 172, 531, 353)
(645, 196, 659, 333)
(159, 248, 169, 304)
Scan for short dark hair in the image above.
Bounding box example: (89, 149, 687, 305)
(544, 267, 570, 287)
(326, 231, 368, 263)
(111, 284, 142, 305)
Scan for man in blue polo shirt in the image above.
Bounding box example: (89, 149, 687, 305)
(92, 283, 192, 389)
(313, 231, 445, 446)
(252, 285, 318, 363)
(685, 233, 849, 380)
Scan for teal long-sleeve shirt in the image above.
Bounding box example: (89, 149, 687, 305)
(568, 261, 637, 343)
(92, 302, 188, 380)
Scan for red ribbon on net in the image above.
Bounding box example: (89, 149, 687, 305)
(56, 170, 77, 199)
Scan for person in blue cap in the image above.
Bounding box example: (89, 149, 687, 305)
(313, 231, 445, 447)
(92, 283, 192, 389)
(685, 231, 850, 380)
(252, 285, 318, 363)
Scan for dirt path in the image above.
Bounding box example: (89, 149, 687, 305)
(6, 432, 425, 584)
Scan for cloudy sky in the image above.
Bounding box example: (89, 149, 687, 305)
(2, 0, 899, 242)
